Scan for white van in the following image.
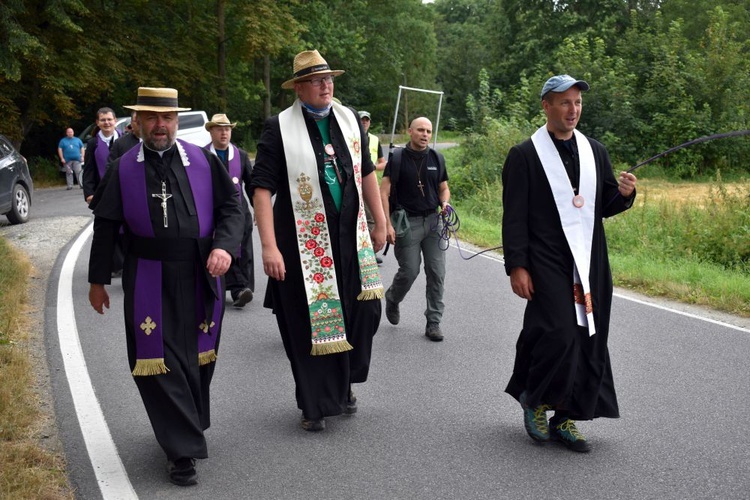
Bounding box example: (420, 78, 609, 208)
(79, 111, 211, 148)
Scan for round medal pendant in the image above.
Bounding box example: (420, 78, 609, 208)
(572, 194, 585, 208)
(324, 144, 335, 156)
(232, 176, 240, 184)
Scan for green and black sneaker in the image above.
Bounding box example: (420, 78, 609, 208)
(550, 419, 592, 453)
(519, 392, 551, 442)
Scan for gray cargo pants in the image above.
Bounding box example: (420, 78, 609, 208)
(386, 212, 446, 325)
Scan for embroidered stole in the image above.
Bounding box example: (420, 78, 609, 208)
(279, 99, 383, 355)
(120, 141, 223, 375)
(531, 126, 597, 336)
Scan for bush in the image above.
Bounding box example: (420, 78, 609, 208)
(28, 157, 65, 188)
(448, 119, 530, 200)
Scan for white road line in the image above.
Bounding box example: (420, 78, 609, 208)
(451, 243, 750, 333)
(56, 222, 138, 499)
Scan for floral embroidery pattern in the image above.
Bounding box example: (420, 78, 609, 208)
(297, 208, 335, 290)
(294, 179, 347, 345)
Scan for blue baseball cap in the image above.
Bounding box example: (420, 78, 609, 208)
(540, 74, 590, 99)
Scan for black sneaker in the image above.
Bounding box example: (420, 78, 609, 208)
(385, 299, 400, 325)
(166, 457, 197, 486)
(232, 288, 253, 308)
(301, 417, 325, 432)
(425, 323, 444, 341)
(550, 419, 591, 453)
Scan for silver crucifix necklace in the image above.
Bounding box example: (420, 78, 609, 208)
(151, 181, 173, 227)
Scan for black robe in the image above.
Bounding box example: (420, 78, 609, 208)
(88, 142, 243, 460)
(502, 133, 634, 421)
(249, 106, 381, 421)
(211, 145, 255, 294)
(109, 132, 141, 161)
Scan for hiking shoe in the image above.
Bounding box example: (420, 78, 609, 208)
(166, 457, 197, 486)
(385, 299, 400, 325)
(301, 417, 325, 432)
(232, 288, 253, 308)
(425, 323, 444, 341)
(519, 391, 551, 442)
(345, 388, 358, 415)
(550, 419, 591, 453)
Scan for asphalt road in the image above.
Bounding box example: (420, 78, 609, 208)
(5, 186, 750, 499)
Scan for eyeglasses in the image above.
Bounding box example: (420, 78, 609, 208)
(300, 75, 335, 87)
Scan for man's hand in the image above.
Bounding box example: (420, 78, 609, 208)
(262, 245, 286, 281)
(510, 267, 534, 300)
(89, 284, 110, 314)
(206, 248, 232, 277)
(618, 172, 637, 198)
(370, 223, 386, 253)
(385, 224, 396, 246)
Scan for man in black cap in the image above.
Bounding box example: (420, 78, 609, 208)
(87, 87, 243, 485)
(502, 74, 637, 452)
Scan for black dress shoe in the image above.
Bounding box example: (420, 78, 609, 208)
(167, 457, 197, 486)
(345, 389, 357, 414)
(232, 288, 253, 307)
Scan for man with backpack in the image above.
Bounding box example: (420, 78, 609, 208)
(379, 116, 451, 341)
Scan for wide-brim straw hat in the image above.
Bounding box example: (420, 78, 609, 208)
(205, 113, 237, 131)
(123, 87, 191, 112)
(281, 50, 345, 90)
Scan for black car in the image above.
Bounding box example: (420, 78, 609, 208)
(0, 135, 33, 224)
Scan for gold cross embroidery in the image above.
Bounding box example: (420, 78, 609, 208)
(199, 320, 216, 333)
(140, 316, 157, 335)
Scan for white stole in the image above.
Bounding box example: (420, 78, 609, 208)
(277, 99, 382, 355)
(531, 126, 597, 336)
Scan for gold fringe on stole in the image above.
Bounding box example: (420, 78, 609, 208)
(357, 287, 384, 301)
(198, 350, 217, 366)
(310, 339, 354, 356)
(132, 358, 169, 376)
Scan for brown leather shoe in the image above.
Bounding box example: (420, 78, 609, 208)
(301, 417, 325, 432)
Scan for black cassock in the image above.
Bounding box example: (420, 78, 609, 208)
(88, 143, 243, 460)
(502, 133, 634, 421)
(249, 108, 381, 421)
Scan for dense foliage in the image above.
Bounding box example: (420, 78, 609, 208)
(1, 0, 749, 177)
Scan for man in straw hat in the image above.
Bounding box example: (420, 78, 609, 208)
(502, 75, 636, 453)
(204, 113, 255, 308)
(250, 49, 387, 431)
(87, 87, 243, 485)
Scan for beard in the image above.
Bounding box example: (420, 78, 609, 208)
(144, 127, 175, 151)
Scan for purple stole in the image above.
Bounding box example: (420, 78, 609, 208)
(94, 135, 112, 180)
(119, 141, 223, 376)
(206, 143, 244, 256)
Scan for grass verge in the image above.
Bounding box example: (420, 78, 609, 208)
(0, 237, 73, 499)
